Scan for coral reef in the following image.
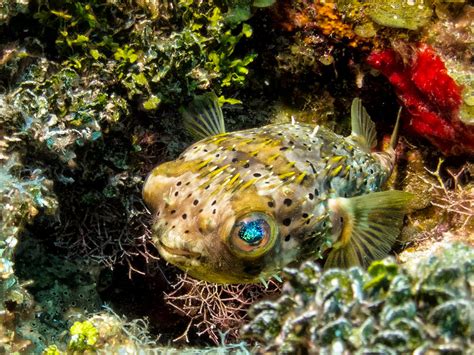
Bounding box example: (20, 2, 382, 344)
(242, 242, 474, 353)
(0, 0, 472, 353)
(367, 43, 474, 156)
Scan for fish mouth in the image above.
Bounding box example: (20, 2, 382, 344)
(159, 241, 201, 259)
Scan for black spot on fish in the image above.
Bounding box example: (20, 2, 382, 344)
(232, 158, 238, 163)
(185, 230, 189, 234)
(253, 173, 262, 177)
(174, 191, 179, 197)
(182, 213, 187, 220)
(199, 209, 203, 213)
(268, 201, 274, 208)
(369, 168, 374, 174)
(186, 182, 190, 186)
(211, 200, 217, 206)
(314, 188, 319, 196)
(212, 209, 216, 214)
(171, 210, 176, 214)
(308, 193, 314, 200)
(280, 147, 288, 151)
(177, 181, 182, 186)
(193, 199, 199, 206)
(302, 213, 309, 218)
(283, 198, 292, 206)
(243, 162, 250, 168)
(284, 235, 291, 242)
(216, 154, 220, 157)
(283, 218, 291, 226)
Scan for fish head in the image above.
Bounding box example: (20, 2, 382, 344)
(143, 153, 290, 284)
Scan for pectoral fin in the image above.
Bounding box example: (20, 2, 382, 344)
(325, 190, 413, 269)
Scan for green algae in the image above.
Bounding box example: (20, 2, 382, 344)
(366, 0, 433, 31)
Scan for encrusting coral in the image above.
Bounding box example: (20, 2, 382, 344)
(242, 242, 474, 353)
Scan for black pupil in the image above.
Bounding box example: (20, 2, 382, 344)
(238, 219, 267, 245)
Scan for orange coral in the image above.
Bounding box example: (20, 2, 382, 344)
(273, 0, 369, 48)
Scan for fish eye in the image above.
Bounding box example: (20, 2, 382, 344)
(228, 212, 278, 258)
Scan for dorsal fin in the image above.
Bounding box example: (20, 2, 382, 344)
(181, 92, 226, 140)
(372, 106, 403, 174)
(325, 190, 414, 269)
(350, 98, 377, 152)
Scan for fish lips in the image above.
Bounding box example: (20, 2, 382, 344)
(157, 240, 204, 270)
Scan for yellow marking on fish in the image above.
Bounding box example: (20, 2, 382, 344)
(226, 173, 241, 190)
(278, 171, 296, 180)
(328, 156, 345, 164)
(207, 164, 231, 178)
(237, 139, 254, 146)
(212, 137, 228, 145)
(250, 150, 259, 157)
(330, 165, 343, 177)
(268, 153, 281, 162)
(197, 158, 212, 170)
(295, 172, 307, 184)
(239, 178, 258, 191)
(286, 162, 296, 168)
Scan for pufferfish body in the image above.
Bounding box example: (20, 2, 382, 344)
(143, 95, 413, 284)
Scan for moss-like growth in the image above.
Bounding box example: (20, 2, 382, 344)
(242, 242, 473, 353)
(366, 0, 433, 31)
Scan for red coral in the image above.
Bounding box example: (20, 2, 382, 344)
(367, 43, 474, 156)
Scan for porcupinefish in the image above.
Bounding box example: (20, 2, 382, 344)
(143, 94, 413, 284)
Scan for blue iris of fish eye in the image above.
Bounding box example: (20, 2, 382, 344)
(238, 219, 267, 245)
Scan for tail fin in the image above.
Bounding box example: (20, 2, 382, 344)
(325, 190, 413, 269)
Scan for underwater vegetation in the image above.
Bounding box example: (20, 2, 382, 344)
(0, 0, 473, 353)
